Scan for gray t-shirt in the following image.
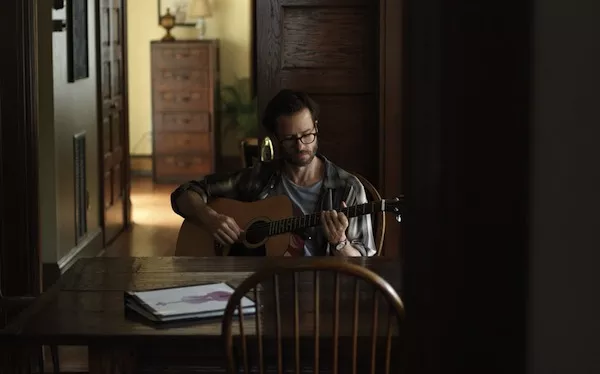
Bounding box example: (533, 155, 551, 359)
(274, 175, 325, 256)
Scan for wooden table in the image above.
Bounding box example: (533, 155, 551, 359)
(2, 257, 402, 373)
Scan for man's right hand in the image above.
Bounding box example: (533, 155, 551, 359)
(199, 208, 243, 245)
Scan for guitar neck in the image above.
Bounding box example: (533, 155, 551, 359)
(267, 201, 383, 236)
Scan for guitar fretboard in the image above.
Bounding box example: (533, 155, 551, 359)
(267, 201, 383, 236)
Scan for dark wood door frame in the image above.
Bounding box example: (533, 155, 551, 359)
(378, 0, 404, 257)
(0, 0, 41, 298)
(400, 0, 532, 372)
(122, 0, 132, 227)
(251, 0, 257, 97)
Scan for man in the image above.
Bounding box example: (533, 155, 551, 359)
(170, 89, 376, 257)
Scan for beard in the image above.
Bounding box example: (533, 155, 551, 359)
(283, 146, 317, 167)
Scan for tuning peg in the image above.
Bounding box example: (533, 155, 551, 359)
(395, 214, 402, 223)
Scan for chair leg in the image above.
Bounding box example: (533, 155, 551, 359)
(50, 346, 60, 374)
(37, 347, 45, 374)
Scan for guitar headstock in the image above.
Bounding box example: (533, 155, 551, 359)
(381, 197, 404, 223)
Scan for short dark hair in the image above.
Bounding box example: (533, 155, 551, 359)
(261, 89, 320, 135)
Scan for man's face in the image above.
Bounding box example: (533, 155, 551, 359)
(276, 108, 318, 167)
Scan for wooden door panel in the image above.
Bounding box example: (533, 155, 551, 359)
(100, 7, 110, 45)
(111, 112, 121, 149)
(112, 4, 121, 45)
(280, 69, 373, 94)
(111, 61, 122, 96)
(101, 62, 111, 100)
(102, 118, 111, 155)
(281, 7, 375, 69)
(99, 0, 126, 244)
(112, 164, 122, 199)
(104, 172, 112, 208)
(257, 0, 379, 185)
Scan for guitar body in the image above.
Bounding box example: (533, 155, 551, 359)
(175, 195, 295, 257)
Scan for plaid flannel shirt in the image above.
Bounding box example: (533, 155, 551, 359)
(170, 154, 376, 256)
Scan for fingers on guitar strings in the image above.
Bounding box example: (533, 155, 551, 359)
(338, 212, 348, 229)
(329, 210, 348, 232)
(321, 211, 336, 239)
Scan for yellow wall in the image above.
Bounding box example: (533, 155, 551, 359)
(127, 0, 252, 156)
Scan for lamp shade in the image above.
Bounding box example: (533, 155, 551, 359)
(187, 0, 212, 18)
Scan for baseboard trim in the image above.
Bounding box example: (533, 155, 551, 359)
(43, 228, 103, 290)
(58, 228, 103, 269)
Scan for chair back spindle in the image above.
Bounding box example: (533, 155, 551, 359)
(221, 260, 404, 374)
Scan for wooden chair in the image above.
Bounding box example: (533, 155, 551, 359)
(353, 173, 386, 256)
(239, 137, 260, 168)
(221, 259, 405, 374)
(240, 137, 275, 168)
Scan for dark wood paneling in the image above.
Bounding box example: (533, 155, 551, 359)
(0, 0, 41, 298)
(379, 0, 404, 258)
(257, 0, 379, 186)
(281, 7, 374, 69)
(280, 70, 373, 94)
(401, 0, 532, 373)
(251, 0, 258, 97)
(313, 94, 378, 176)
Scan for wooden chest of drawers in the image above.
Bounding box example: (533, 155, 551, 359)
(151, 40, 219, 183)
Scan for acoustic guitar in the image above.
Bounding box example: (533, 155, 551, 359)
(175, 195, 403, 257)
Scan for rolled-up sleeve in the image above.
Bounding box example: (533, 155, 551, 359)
(170, 180, 210, 218)
(170, 169, 246, 218)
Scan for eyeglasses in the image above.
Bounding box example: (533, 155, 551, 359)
(279, 132, 317, 147)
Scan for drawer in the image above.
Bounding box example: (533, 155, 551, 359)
(152, 46, 209, 68)
(155, 155, 212, 178)
(153, 68, 210, 88)
(154, 89, 210, 111)
(155, 112, 211, 132)
(154, 132, 211, 154)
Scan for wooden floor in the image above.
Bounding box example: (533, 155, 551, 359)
(103, 177, 182, 257)
(45, 177, 181, 373)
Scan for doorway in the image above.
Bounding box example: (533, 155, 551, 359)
(97, 0, 130, 246)
(103, 0, 257, 257)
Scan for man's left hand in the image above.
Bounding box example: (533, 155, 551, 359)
(321, 201, 349, 244)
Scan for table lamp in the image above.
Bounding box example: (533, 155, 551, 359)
(187, 0, 212, 39)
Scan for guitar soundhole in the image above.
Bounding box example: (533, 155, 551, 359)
(245, 220, 269, 246)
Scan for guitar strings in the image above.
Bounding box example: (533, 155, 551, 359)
(242, 203, 378, 234)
